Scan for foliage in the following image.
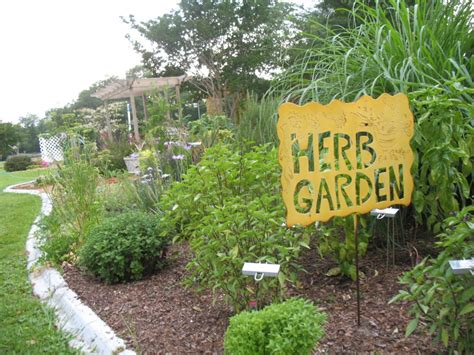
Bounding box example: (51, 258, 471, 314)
(224, 298, 326, 355)
(271, 0, 473, 229)
(40, 144, 102, 264)
(390, 206, 474, 352)
(410, 83, 473, 231)
(160, 144, 310, 311)
(125, 0, 296, 115)
(0, 122, 20, 160)
(316, 216, 370, 280)
(237, 93, 280, 146)
(0, 173, 76, 353)
(78, 211, 169, 284)
(92, 135, 132, 174)
(101, 173, 165, 215)
(188, 114, 234, 148)
(4, 155, 32, 172)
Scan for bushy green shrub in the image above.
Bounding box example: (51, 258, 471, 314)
(78, 211, 168, 284)
(390, 206, 474, 352)
(160, 144, 311, 311)
(4, 155, 32, 172)
(224, 298, 326, 354)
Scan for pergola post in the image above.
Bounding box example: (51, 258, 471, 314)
(104, 100, 113, 141)
(142, 95, 148, 121)
(175, 84, 182, 121)
(129, 93, 140, 143)
(163, 88, 171, 121)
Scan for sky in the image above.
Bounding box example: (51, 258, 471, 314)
(0, 0, 314, 124)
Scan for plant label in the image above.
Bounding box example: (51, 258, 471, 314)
(277, 94, 414, 226)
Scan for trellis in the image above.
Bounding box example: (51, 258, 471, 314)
(39, 135, 65, 163)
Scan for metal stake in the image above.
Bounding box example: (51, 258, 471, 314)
(354, 214, 361, 326)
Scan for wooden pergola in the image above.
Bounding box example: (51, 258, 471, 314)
(92, 75, 187, 142)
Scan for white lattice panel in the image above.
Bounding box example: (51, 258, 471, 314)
(39, 135, 65, 163)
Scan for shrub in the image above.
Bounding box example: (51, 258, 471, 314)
(390, 206, 474, 352)
(224, 298, 326, 355)
(78, 211, 169, 283)
(4, 155, 32, 172)
(160, 144, 311, 312)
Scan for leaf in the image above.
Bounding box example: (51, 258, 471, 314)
(413, 190, 424, 213)
(459, 303, 474, 316)
(420, 304, 429, 314)
(278, 271, 286, 287)
(405, 318, 418, 337)
(441, 328, 449, 347)
(325, 267, 341, 277)
(230, 245, 239, 257)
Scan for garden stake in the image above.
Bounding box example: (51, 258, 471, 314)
(354, 214, 361, 326)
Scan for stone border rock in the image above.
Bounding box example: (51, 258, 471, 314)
(4, 181, 135, 355)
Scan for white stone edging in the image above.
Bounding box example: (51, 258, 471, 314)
(4, 181, 135, 355)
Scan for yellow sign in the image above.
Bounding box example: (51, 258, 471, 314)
(277, 94, 414, 227)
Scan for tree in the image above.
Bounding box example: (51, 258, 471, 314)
(124, 0, 296, 117)
(71, 77, 118, 110)
(0, 122, 20, 160)
(18, 114, 40, 153)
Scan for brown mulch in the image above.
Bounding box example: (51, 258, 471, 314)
(62, 242, 440, 354)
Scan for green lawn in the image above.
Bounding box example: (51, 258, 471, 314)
(0, 168, 77, 353)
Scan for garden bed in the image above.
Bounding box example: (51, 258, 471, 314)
(62, 243, 439, 353)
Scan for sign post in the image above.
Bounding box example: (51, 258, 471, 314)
(277, 93, 415, 325)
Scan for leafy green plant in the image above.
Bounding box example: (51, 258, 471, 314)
(4, 155, 32, 172)
(224, 298, 326, 355)
(160, 144, 311, 311)
(410, 83, 473, 231)
(390, 206, 474, 352)
(78, 211, 169, 284)
(316, 215, 370, 280)
(188, 114, 235, 147)
(92, 136, 132, 174)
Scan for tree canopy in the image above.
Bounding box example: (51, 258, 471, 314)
(124, 0, 296, 116)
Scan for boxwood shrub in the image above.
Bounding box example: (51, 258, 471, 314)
(224, 298, 326, 354)
(4, 155, 32, 172)
(78, 211, 168, 283)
